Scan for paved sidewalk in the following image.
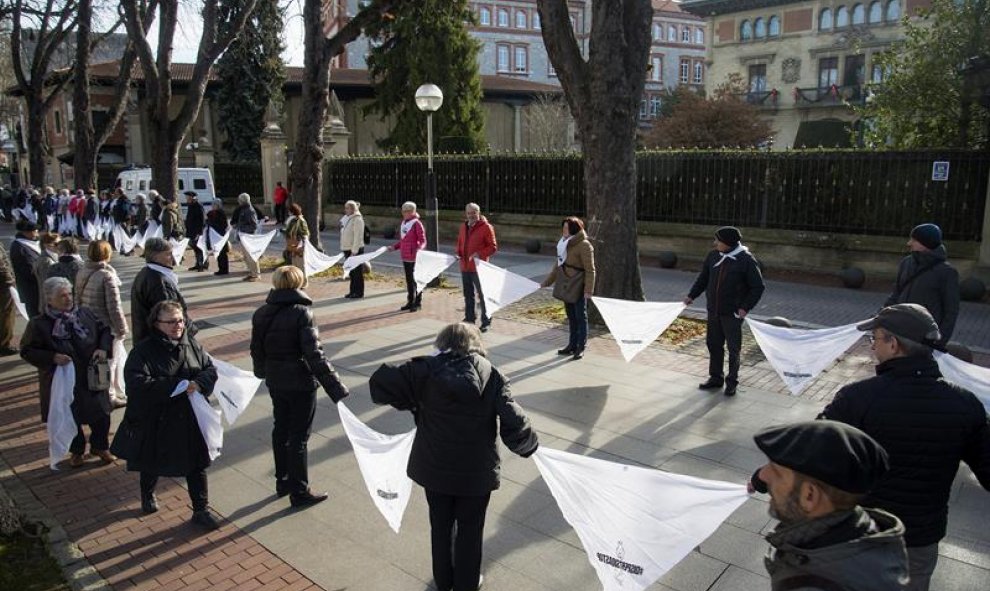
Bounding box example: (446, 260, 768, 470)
(0, 227, 988, 591)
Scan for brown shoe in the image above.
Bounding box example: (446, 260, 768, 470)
(69, 454, 84, 468)
(94, 450, 117, 465)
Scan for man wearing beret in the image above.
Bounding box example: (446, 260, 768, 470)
(753, 420, 908, 590)
(819, 304, 990, 591)
(130, 238, 193, 344)
(684, 226, 765, 397)
(883, 223, 958, 348)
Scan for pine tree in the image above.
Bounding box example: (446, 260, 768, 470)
(364, 0, 486, 153)
(215, 0, 286, 162)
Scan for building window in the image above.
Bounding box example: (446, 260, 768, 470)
(681, 26, 690, 42)
(649, 95, 662, 118)
(819, 57, 839, 89)
(754, 17, 766, 38)
(768, 15, 780, 36)
(548, 61, 556, 77)
(650, 56, 663, 81)
(54, 110, 62, 135)
(668, 25, 676, 41)
(497, 44, 510, 72)
(693, 61, 704, 83)
(852, 3, 865, 24)
(885, 0, 900, 21)
(652, 23, 661, 40)
(479, 7, 491, 27)
(679, 59, 690, 83)
(497, 8, 509, 27)
(515, 10, 527, 28)
(749, 64, 767, 92)
(870, 62, 885, 83)
(869, 1, 883, 23)
(819, 8, 833, 30)
(740, 20, 752, 41)
(514, 46, 528, 73)
(639, 99, 649, 119)
(571, 12, 579, 33)
(836, 6, 850, 27)
(533, 12, 540, 29)
(695, 28, 704, 44)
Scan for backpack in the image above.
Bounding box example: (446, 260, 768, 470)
(363, 225, 371, 245)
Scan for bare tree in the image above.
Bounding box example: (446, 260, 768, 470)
(120, 0, 258, 201)
(537, 0, 652, 302)
(524, 92, 572, 152)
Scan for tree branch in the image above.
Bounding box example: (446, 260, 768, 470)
(537, 0, 590, 118)
(120, 0, 161, 105)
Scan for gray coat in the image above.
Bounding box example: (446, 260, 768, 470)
(884, 246, 959, 344)
(764, 507, 908, 591)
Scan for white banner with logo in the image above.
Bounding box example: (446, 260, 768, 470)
(592, 297, 686, 362)
(48, 364, 78, 470)
(533, 447, 747, 591)
(475, 259, 541, 317)
(303, 244, 344, 277)
(746, 319, 865, 395)
(212, 358, 263, 426)
(168, 238, 189, 266)
(337, 402, 415, 533)
(196, 227, 232, 258)
(414, 250, 458, 294)
(342, 246, 388, 275)
(935, 351, 990, 412)
(237, 229, 277, 263)
(171, 382, 223, 461)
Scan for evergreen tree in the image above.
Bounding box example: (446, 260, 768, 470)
(215, 0, 286, 162)
(364, 0, 486, 153)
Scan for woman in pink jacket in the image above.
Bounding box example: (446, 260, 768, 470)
(390, 201, 427, 311)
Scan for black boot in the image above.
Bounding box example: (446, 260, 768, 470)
(698, 378, 724, 390)
(290, 489, 329, 508)
(141, 494, 159, 514)
(191, 509, 221, 530)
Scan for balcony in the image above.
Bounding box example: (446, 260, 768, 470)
(793, 84, 868, 107)
(734, 89, 780, 109)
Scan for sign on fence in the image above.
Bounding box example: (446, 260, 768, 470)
(932, 161, 950, 182)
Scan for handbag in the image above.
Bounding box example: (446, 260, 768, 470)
(87, 358, 112, 391)
(552, 264, 585, 304)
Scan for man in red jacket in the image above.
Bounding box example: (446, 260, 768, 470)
(273, 181, 289, 225)
(456, 203, 497, 332)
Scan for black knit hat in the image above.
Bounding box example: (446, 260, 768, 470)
(910, 223, 942, 250)
(715, 226, 742, 247)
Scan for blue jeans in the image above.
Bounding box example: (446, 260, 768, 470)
(461, 271, 489, 325)
(564, 297, 588, 350)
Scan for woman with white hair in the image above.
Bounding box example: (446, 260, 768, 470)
(339, 200, 365, 298)
(389, 201, 426, 311)
(232, 192, 261, 282)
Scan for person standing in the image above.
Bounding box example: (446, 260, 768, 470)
(76, 240, 129, 409)
(683, 226, 765, 397)
(818, 304, 990, 591)
(32, 233, 60, 306)
(46, 237, 84, 288)
(389, 201, 426, 312)
(130, 238, 190, 344)
(184, 191, 206, 271)
(251, 266, 349, 507)
(284, 203, 310, 272)
(232, 193, 261, 282)
(339, 200, 365, 299)
(132, 193, 150, 233)
(883, 223, 959, 348)
(370, 323, 538, 591)
(148, 191, 163, 224)
(0, 241, 18, 356)
(160, 196, 184, 240)
(541, 217, 595, 360)
(10, 220, 42, 317)
(206, 199, 230, 276)
(456, 203, 497, 332)
(751, 421, 908, 590)
(273, 181, 289, 225)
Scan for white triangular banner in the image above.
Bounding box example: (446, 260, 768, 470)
(48, 364, 78, 470)
(83, 221, 98, 241)
(196, 227, 232, 258)
(592, 297, 686, 362)
(414, 250, 458, 294)
(171, 385, 223, 461)
(337, 402, 416, 533)
(14, 207, 37, 224)
(211, 358, 263, 426)
(746, 319, 865, 395)
(136, 221, 162, 250)
(237, 229, 277, 263)
(533, 447, 747, 591)
(168, 238, 189, 266)
(112, 224, 138, 254)
(934, 351, 990, 412)
(9, 286, 28, 320)
(303, 243, 344, 277)
(342, 246, 388, 275)
(475, 259, 541, 317)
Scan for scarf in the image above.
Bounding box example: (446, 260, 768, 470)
(713, 243, 748, 267)
(340, 214, 352, 229)
(400, 217, 417, 239)
(47, 306, 89, 341)
(147, 263, 179, 287)
(556, 236, 571, 267)
(15, 237, 41, 254)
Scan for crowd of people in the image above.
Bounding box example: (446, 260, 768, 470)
(0, 185, 987, 591)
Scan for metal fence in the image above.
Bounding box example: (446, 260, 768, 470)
(326, 150, 990, 241)
(213, 162, 264, 202)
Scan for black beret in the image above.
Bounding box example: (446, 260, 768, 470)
(754, 420, 889, 494)
(715, 226, 742, 247)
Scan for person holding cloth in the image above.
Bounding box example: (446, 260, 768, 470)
(684, 226, 764, 397)
(389, 201, 426, 312)
(541, 217, 595, 360)
(206, 199, 230, 276)
(456, 203, 497, 332)
(339, 200, 366, 299)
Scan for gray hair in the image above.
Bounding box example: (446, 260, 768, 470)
(879, 329, 932, 357)
(401, 201, 417, 212)
(238, 192, 251, 205)
(143, 237, 172, 260)
(344, 200, 361, 212)
(148, 190, 160, 199)
(135, 193, 146, 202)
(465, 202, 480, 213)
(43, 276, 72, 301)
(435, 323, 487, 357)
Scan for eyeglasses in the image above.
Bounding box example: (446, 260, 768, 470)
(156, 318, 185, 326)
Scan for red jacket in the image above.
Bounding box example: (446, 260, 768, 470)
(273, 186, 289, 205)
(392, 214, 426, 262)
(456, 216, 497, 272)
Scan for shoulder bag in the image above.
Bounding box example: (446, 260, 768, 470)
(552, 263, 585, 304)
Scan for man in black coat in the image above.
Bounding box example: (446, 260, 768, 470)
(884, 223, 959, 348)
(183, 191, 206, 271)
(130, 238, 190, 343)
(819, 304, 990, 591)
(9, 220, 42, 317)
(684, 226, 765, 397)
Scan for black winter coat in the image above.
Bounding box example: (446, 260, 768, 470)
(370, 352, 539, 496)
(883, 246, 959, 344)
(206, 208, 229, 235)
(185, 201, 205, 237)
(9, 236, 40, 317)
(688, 248, 765, 315)
(47, 255, 83, 288)
(117, 329, 218, 476)
(819, 355, 990, 547)
(130, 266, 189, 344)
(250, 288, 348, 400)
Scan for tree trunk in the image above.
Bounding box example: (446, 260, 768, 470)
(151, 120, 178, 201)
(73, 0, 97, 191)
(26, 99, 48, 187)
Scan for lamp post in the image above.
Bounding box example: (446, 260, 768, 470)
(415, 83, 443, 253)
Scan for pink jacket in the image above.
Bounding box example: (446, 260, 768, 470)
(393, 214, 427, 262)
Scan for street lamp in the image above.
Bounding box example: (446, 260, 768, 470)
(415, 83, 443, 253)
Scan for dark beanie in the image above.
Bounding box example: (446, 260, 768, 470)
(910, 223, 942, 250)
(715, 226, 742, 247)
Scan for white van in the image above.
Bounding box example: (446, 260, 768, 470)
(115, 167, 217, 206)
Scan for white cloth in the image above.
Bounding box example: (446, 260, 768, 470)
(592, 297, 686, 362)
(713, 243, 748, 267)
(145, 221, 162, 241)
(556, 236, 570, 266)
(14, 238, 41, 255)
(14, 207, 37, 224)
(342, 246, 387, 275)
(112, 225, 138, 253)
(212, 358, 263, 426)
(147, 263, 179, 287)
(171, 387, 223, 461)
(475, 259, 541, 316)
(746, 319, 865, 395)
(302, 243, 344, 277)
(399, 218, 416, 238)
(9, 286, 28, 320)
(935, 351, 990, 412)
(413, 250, 457, 294)
(236, 229, 277, 263)
(48, 363, 78, 470)
(110, 338, 128, 397)
(168, 238, 189, 266)
(46, 214, 55, 230)
(533, 447, 748, 591)
(337, 402, 416, 533)
(196, 227, 232, 258)
(83, 221, 98, 241)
